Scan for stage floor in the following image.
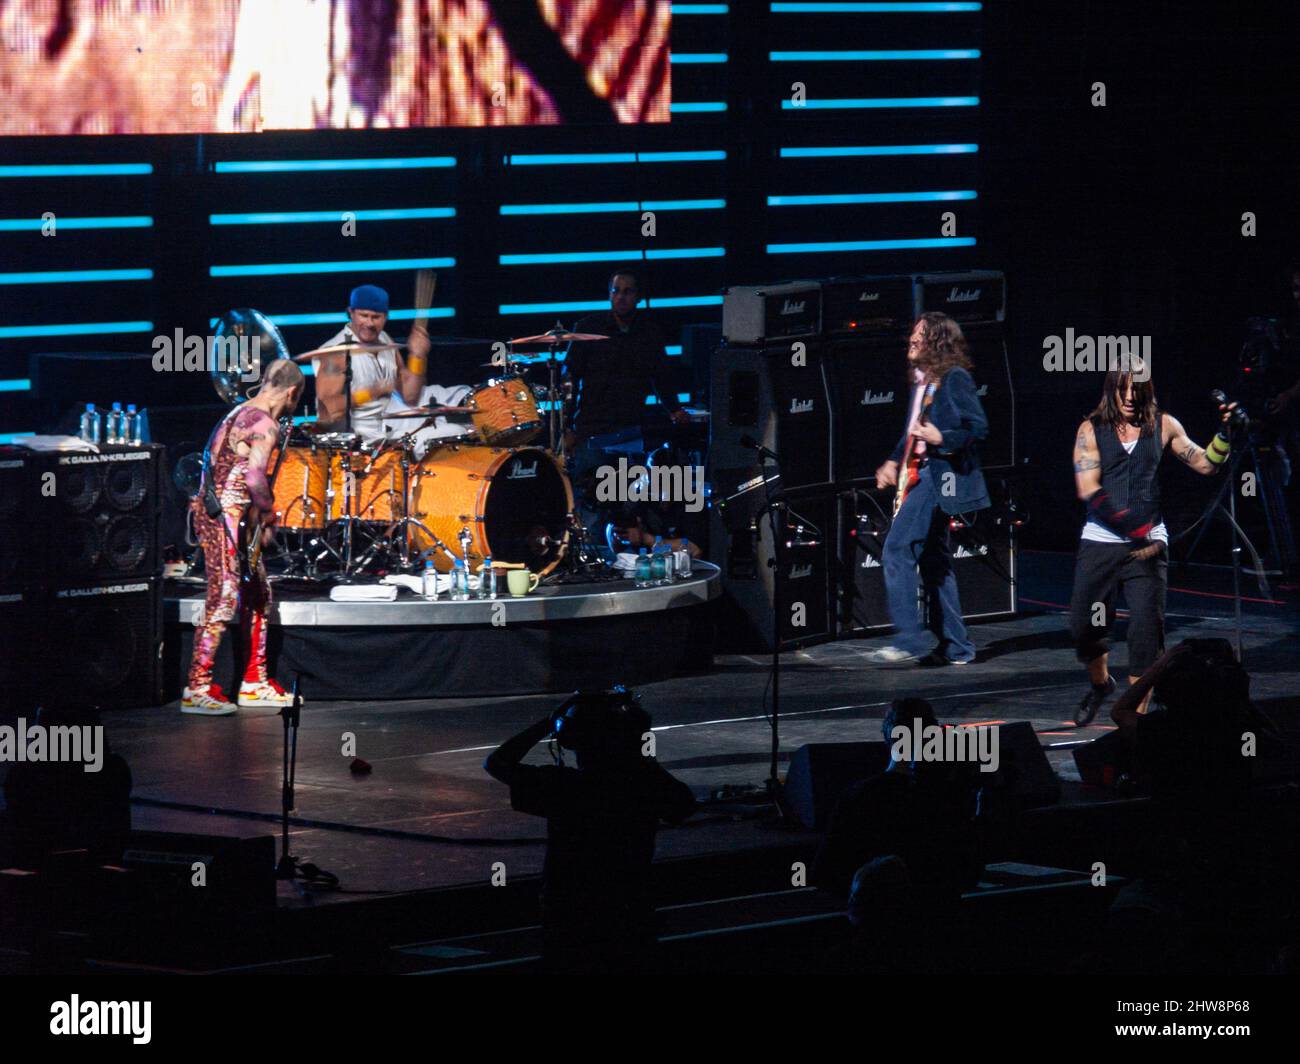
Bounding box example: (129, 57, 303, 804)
(100, 549, 1300, 906)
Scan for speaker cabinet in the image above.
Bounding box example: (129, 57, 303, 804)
(39, 578, 164, 709)
(825, 335, 911, 484)
(785, 741, 890, 830)
(710, 341, 833, 493)
(708, 485, 836, 651)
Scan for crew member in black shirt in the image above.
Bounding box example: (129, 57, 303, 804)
(483, 689, 696, 973)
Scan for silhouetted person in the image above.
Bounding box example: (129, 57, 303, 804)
(812, 698, 983, 905)
(484, 688, 695, 973)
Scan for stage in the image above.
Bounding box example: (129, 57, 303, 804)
(162, 563, 722, 700)
(40, 549, 1298, 973)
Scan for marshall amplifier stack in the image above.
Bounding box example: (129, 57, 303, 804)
(0, 443, 165, 710)
(710, 271, 1016, 649)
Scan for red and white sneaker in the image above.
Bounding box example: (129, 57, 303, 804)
(238, 678, 293, 709)
(182, 684, 238, 716)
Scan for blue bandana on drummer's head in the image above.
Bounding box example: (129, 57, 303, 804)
(349, 284, 389, 313)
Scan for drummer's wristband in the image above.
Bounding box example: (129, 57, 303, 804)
(1206, 431, 1231, 466)
(407, 356, 427, 375)
(353, 387, 374, 406)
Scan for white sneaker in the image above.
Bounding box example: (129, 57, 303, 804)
(182, 684, 238, 716)
(237, 679, 293, 709)
(862, 646, 920, 666)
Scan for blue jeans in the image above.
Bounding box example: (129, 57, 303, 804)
(882, 466, 975, 661)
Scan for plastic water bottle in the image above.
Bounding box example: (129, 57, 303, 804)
(480, 557, 497, 599)
(78, 403, 102, 445)
(106, 402, 124, 444)
(422, 559, 438, 599)
(676, 539, 693, 578)
(649, 543, 667, 586)
(126, 404, 144, 446)
(451, 559, 470, 600)
(634, 547, 651, 588)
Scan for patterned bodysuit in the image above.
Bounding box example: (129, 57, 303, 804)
(187, 406, 277, 692)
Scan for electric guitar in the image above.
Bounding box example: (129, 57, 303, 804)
(893, 383, 935, 517)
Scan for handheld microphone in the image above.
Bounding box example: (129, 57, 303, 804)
(1209, 389, 1250, 431)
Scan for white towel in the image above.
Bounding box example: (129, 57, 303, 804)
(329, 584, 399, 602)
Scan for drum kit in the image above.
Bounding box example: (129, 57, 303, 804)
(201, 317, 610, 583)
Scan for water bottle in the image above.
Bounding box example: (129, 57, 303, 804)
(649, 545, 667, 586)
(451, 559, 470, 600)
(126, 404, 143, 446)
(633, 547, 651, 588)
(78, 403, 101, 445)
(480, 557, 497, 599)
(106, 401, 124, 444)
(676, 539, 693, 578)
(422, 559, 438, 599)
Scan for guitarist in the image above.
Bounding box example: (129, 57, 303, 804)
(868, 313, 990, 666)
(184, 360, 305, 715)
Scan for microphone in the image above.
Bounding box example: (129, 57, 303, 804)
(738, 434, 780, 463)
(1209, 389, 1250, 431)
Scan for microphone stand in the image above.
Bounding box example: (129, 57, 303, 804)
(275, 676, 303, 881)
(754, 449, 787, 797)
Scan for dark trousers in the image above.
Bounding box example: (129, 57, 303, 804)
(1068, 539, 1167, 676)
(881, 467, 975, 661)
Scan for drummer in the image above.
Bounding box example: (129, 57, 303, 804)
(312, 283, 432, 445)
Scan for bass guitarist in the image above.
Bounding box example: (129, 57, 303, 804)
(184, 359, 304, 715)
(868, 313, 990, 666)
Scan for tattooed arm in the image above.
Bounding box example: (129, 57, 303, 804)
(230, 408, 279, 514)
(1073, 419, 1102, 500)
(1163, 410, 1233, 476)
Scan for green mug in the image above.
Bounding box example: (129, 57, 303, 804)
(507, 569, 540, 597)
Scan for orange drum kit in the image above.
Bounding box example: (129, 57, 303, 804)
(264, 329, 603, 581)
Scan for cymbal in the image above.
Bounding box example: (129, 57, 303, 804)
(508, 329, 608, 348)
(293, 341, 405, 362)
(384, 405, 471, 419)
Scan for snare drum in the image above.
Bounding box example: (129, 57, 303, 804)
(408, 445, 573, 574)
(466, 375, 543, 445)
(271, 445, 327, 530)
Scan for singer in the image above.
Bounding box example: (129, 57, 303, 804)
(867, 313, 991, 666)
(1068, 361, 1235, 724)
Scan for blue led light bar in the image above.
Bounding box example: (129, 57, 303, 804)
(672, 3, 728, 11)
(767, 237, 976, 253)
(210, 257, 454, 278)
(0, 432, 36, 444)
(671, 53, 729, 63)
(500, 247, 724, 265)
(0, 268, 152, 284)
(768, 190, 977, 205)
(0, 379, 32, 393)
(208, 308, 456, 328)
(0, 215, 152, 231)
(0, 163, 152, 178)
(0, 321, 153, 339)
(505, 150, 725, 166)
(499, 198, 724, 216)
(782, 96, 979, 109)
(780, 143, 978, 157)
(770, 49, 980, 60)
(214, 157, 456, 173)
(671, 102, 728, 113)
(210, 207, 456, 225)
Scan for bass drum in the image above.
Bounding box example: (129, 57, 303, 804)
(408, 445, 572, 575)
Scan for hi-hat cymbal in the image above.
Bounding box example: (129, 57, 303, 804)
(384, 405, 471, 419)
(508, 329, 608, 348)
(293, 341, 405, 362)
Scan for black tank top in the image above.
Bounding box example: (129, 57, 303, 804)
(1090, 413, 1162, 524)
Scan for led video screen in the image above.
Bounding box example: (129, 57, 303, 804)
(0, 0, 671, 134)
